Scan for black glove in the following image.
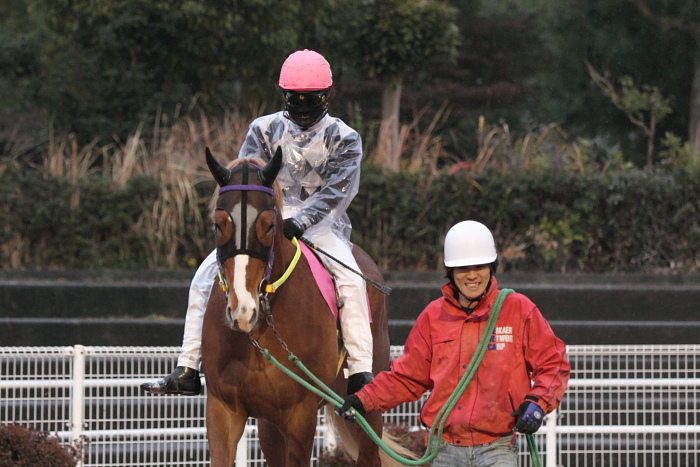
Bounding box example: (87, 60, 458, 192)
(347, 371, 374, 395)
(282, 218, 305, 240)
(511, 398, 545, 434)
(335, 394, 366, 421)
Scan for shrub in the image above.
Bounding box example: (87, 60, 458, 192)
(0, 423, 83, 467)
(2, 113, 698, 273)
(349, 166, 700, 273)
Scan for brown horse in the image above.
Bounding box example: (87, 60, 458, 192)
(201, 147, 406, 466)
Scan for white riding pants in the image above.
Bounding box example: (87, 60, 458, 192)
(177, 249, 218, 370)
(177, 233, 374, 376)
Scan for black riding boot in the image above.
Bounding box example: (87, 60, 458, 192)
(140, 366, 202, 396)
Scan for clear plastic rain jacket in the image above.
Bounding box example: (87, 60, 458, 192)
(237, 111, 374, 374)
(177, 111, 373, 375)
(356, 277, 570, 447)
(237, 111, 362, 244)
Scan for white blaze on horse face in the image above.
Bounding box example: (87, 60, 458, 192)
(226, 201, 263, 333)
(230, 256, 258, 332)
(231, 203, 260, 250)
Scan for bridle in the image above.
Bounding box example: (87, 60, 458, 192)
(214, 161, 277, 293)
(214, 162, 300, 301)
(215, 185, 277, 265)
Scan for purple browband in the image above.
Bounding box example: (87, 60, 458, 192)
(218, 185, 274, 195)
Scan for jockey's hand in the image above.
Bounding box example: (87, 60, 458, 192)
(283, 218, 305, 240)
(348, 371, 374, 394)
(511, 399, 544, 434)
(336, 394, 366, 422)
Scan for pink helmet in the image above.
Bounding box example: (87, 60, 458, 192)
(278, 49, 333, 91)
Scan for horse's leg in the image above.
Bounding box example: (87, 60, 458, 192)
(258, 420, 287, 467)
(354, 410, 383, 467)
(206, 395, 247, 467)
(260, 401, 319, 467)
(286, 405, 320, 467)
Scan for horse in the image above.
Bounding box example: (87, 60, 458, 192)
(201, 147, 408, 466)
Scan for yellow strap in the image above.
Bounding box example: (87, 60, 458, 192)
(265, 237, 301, 293)
(336, 345, 347, 376)
(217, 269, 228, 293)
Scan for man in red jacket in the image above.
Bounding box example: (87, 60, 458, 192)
(339, 220, 570, 466)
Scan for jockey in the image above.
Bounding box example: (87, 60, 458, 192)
(141, 49, 375, 396)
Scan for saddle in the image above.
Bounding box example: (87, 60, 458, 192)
(301, 242, 374, 379)
(299, 241, 341, 320)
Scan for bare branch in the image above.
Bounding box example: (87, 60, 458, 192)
(627, 0, 700, 37)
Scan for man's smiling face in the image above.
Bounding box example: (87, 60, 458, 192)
(452, 264, 490, 307)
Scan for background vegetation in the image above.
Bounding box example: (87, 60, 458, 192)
(0, 423, 83, 466)
(1, 0, 699, 273)
(1, 114, 697, 273)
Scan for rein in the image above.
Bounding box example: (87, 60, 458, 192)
(264, 237, 301, 293)
(248, 287, 541, 466)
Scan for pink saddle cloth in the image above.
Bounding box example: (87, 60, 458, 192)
(299, 242, 371, 322)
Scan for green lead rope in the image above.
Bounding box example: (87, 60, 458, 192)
(527, 431, 542, 467)
(257, 288, 542, 466)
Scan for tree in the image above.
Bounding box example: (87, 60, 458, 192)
(343, 0, 459, 171)
(5, 0, 305, 140)
(587, 62, 673, 168)
(627, 0, 700, 161)
(535, 0, 694, 166)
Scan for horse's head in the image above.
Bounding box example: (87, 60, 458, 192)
(205, 146, 283, 333)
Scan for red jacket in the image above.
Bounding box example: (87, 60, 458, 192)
(357, 277, 570, 447)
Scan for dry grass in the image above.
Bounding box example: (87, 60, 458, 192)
(6, 106, 601, 269)
(28, 107, 258, 268)
(369, 107, 592, 182)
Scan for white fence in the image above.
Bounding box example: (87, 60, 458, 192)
(1, 344, 699, 466)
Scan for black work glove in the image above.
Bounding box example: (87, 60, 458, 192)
(282, 218, 305, 240)
(335, 394, 366, 422)
(511, 398, 545, 434)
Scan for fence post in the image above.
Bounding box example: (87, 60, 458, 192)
(71, 345, 86, 467)
(545, 408, 558, 467)
(236, 427, 249, 464)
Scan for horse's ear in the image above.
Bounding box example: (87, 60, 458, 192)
(206, 147, 231, 187)
(259, 146, 283, 187)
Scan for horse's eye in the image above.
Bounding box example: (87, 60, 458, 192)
(214, 224, 224, 242)
(256, 210, 276, 247)
(214, 210, 232, 245)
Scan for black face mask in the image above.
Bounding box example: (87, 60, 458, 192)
(282, 90, 330, 129)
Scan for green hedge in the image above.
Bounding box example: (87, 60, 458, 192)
(349, 166, 700, 273)
(1, 164, 698, 273)
(0, 166, 160, 269)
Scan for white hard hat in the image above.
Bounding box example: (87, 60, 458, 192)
(444, 220, 498, 267)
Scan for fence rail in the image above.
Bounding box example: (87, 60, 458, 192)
(1, 344, 699, 466)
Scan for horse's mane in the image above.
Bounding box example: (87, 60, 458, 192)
(208, 156, 284, 215)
